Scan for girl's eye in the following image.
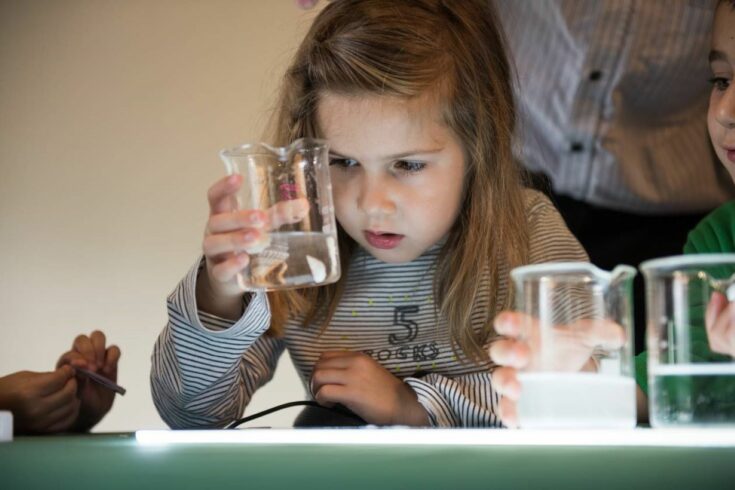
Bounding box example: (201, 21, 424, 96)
(329, 157, 359, 168)
(709, 77, 731, 92)
(394, 160, 426, 173)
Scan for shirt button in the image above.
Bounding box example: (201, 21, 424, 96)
(589, 70, 603, 81)
(570, 141, 584, 152)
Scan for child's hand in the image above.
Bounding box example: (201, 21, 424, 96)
(310, 351, 429, 426)
(0, 366, 79, 434)
(488, 311, 625, 427)
(199, 175, 309, 317)
(56, 331, 121, 431)
(201, 175, 269, 304)
(705, 291, 735, 357)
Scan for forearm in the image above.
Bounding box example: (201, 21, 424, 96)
(152, 263, 278, 428)
(405, 371, 502, 427)
(195, 266, 246, 320)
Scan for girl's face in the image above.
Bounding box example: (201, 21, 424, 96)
(317, 93, 466, 263)
(708, 2, 735, 179)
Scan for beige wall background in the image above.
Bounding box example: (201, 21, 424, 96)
(0, 0, 323, 430)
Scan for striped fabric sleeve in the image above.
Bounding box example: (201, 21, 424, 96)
(151, 258, 285, 429)
(404, 368, 501, 428)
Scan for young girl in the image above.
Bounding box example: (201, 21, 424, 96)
(151, 0, 588, 428)
(490, 0, 735, 427)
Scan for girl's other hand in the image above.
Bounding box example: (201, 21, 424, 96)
(0, 367, 79, 434)
(488, 310, 625, 427)
(56, 330, 121, 431)
(310, 351, 430, 426)
(705, 292, 735, 357)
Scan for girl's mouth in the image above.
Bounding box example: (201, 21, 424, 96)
(364, 230, 404, 249)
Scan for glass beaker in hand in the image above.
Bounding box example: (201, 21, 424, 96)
(219, 138, 340, 291)
(509, 262, 637, 428)
(641, 255, 735, 427)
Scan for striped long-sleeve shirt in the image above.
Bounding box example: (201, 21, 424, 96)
(495, 0, 735, 214)
(151, 190, 588, 428)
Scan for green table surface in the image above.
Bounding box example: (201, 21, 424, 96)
(1, 432, 734, 490)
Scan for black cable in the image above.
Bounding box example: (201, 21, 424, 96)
(226, 401, 364, 429)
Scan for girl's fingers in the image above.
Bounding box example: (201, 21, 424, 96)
(208, 175, 243, 215)
(314, 383, 349, 408)
(207, 209, 268, 235)
(488, 339, 530, 369)
(89, 330, 107, 369)
(311, 368, 348, 395)
(499, 397, 519, 428)
(572, 319, 627, 350)
(209, 254, 251, 283)
(203, 229, 267, 258)
(492, 366, 522, 400)
(493, 311, 533, 338)
(206, 196, 306, 236)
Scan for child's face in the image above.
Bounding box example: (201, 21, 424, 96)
(318, 93, 466, 263)
(708, 2, 735, 179)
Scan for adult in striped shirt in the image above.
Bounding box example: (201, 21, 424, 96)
(496, 0, 735, 353)
(150, 0, 604, 428)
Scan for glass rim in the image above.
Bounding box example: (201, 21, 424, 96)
(640, 254, 735, 276)
(510, 261, 636, 283)
(219, 137, 327, 159)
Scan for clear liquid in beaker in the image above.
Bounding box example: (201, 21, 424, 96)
(650, 363, 735, 427)
(237, 231, 339, 290)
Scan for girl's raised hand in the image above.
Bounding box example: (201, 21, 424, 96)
(200, 174, 269, 311)
(56, 330, 121, 431)
(310, 351, 430, 426)
(198, 175, 309, 318)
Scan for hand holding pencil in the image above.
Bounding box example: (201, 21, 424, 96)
(57, 330, 122, 431)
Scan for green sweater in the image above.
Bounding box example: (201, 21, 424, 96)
(635, 201, 735, 394)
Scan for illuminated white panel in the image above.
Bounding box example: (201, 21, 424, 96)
(135, 428, 735, 447)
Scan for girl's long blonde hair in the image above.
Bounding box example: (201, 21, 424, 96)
(265, 0, 529, 363)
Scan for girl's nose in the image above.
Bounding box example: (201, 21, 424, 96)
(715, 85, 735, 129)
(358, 177, 397, 217)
